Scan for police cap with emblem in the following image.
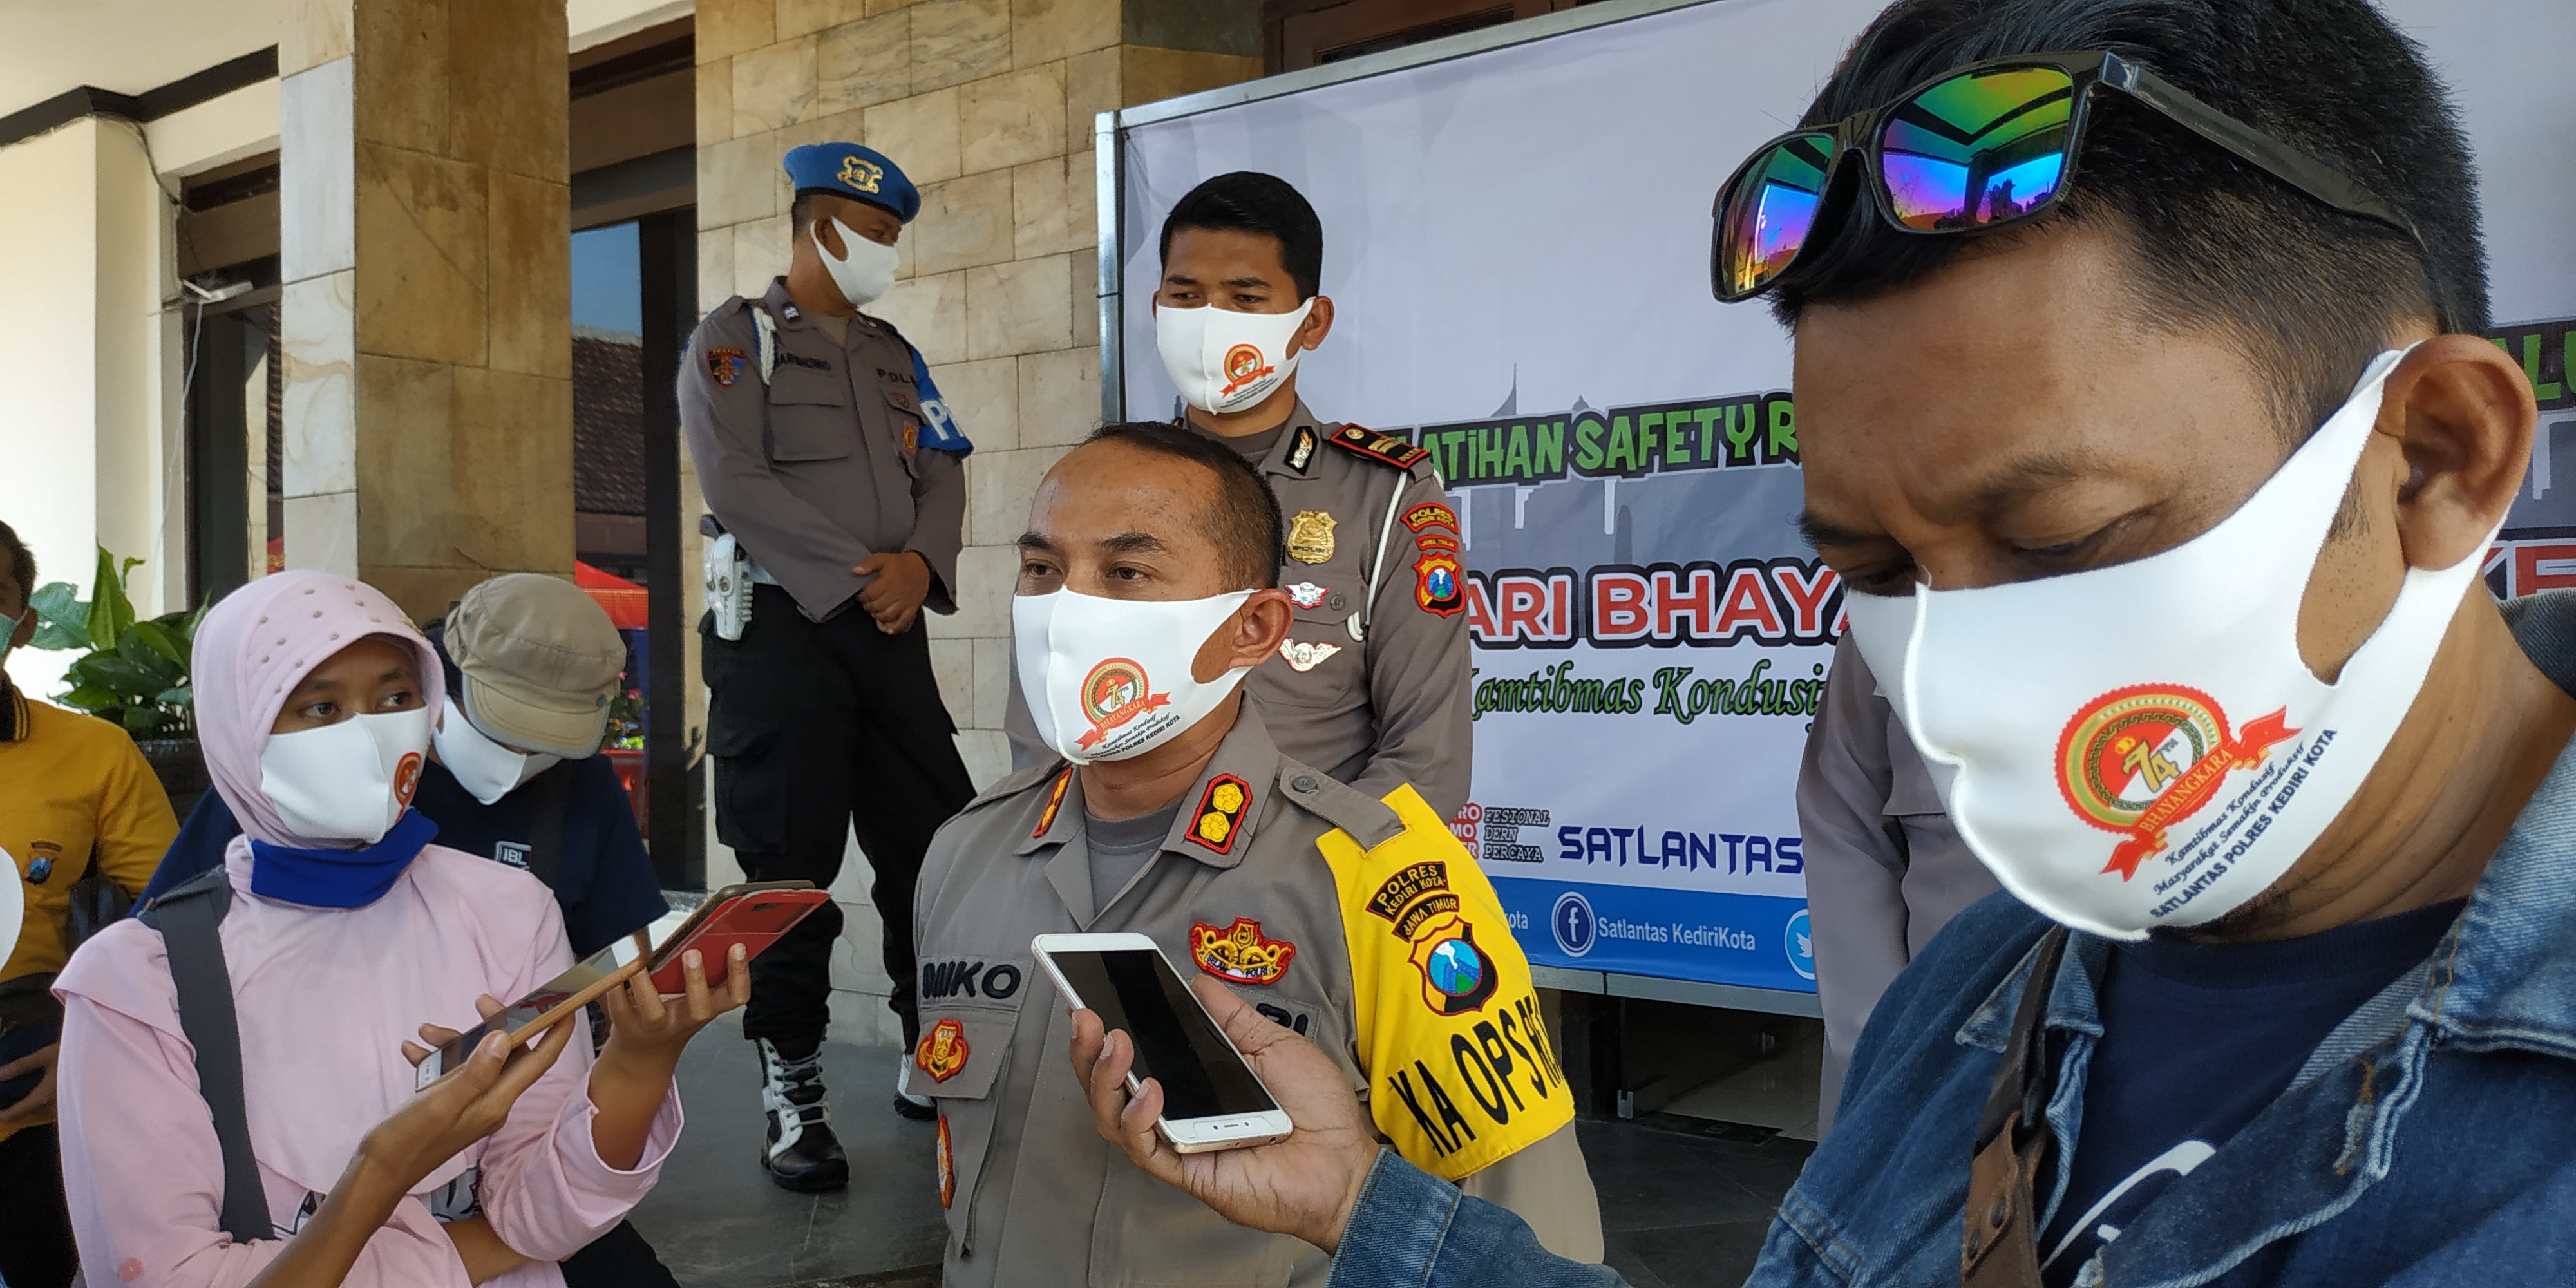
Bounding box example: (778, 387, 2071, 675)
(784, 142, 919, 225)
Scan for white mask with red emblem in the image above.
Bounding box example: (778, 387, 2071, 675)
(1014, 588, 1256, 763)
(259, 707, 431, 844)
(1155, 299, 1315, 415)
(1844, 348, 2488, 940)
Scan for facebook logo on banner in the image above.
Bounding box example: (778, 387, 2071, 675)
(1491, 878, 1819, 993)
(1552, 891, 1596, 957)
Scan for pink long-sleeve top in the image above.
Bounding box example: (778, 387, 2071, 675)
(52, 835, 683, 1287)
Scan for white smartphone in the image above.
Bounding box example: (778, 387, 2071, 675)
(1031, 931, 1295, 1153)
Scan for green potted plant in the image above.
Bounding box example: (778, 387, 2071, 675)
(26, 548, 209, 817)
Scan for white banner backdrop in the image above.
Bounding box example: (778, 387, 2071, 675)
(1116, 0, 2576, 992)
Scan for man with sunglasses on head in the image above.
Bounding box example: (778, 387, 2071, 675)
(1058, 1, 2576, 1285)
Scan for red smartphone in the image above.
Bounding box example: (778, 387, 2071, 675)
(645, 884, 833, 993)
(415, 882, 826, 1089)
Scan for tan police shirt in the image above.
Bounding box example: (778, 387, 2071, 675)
(916, 704, 1600, 1288)
(1797, 632, 1996, 1132)
(1007, 401, 1474, 820)
(679, 277, 965, 621)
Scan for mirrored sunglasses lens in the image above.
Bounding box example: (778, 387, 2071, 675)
(1718, 133, 1835, 298)
(1878, 66, 2075, 230)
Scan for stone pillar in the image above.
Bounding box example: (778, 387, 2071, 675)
(279, 0, 574, 621)
(691, 0, 1262, 1046)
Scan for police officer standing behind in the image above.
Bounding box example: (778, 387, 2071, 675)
(1009, 171, 1473, 822)
(681, 142, 978, 1191)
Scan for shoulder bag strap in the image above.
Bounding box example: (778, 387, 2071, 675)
(1962, 924, 2072, 1288)
(526, 766, 573, 891)
(142, 867, 270, 1245)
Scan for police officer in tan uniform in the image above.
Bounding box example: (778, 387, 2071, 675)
(1008, 172, 1472, 822)
(680, 142, 977, 1190)
(922, 424, 1597, 1287)
(1797, 633, 1996, 1135)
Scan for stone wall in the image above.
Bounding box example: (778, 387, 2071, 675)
(279, 0, 575, 620)
(690, 0, 1259, 1047)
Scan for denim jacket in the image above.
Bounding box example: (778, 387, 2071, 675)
(1330, 592, 2576, 1287)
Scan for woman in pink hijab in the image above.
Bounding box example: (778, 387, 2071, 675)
(51, 573, 743, 1287)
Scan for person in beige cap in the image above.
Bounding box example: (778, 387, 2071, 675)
(136, 571, 684, 1287)
(440, 573, 635, 773)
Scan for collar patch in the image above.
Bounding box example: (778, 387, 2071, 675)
(1034, 768, 1073, 839)
(1186, 773, 1253, 855)
(1287, 425, 1319, 473)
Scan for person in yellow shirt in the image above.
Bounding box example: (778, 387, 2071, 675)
(0, 519, 176, 1288)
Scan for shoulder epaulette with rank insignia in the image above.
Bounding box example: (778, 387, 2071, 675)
(1327, 424, 1430, 471)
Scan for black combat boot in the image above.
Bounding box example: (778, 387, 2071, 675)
(756, 1037, 849, 1191)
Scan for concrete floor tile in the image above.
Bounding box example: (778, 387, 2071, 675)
(631, 1036, 945, 1286)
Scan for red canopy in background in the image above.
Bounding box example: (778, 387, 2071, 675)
(573, 560, 649, 630)
(263, 540, 647, 630)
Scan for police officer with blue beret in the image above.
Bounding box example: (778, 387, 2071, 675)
(680, 143, 978, 1191)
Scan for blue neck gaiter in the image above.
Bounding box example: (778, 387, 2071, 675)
(247, 810, 440, 909)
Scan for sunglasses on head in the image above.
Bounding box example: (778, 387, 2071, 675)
(1709, 50, 2424, 302)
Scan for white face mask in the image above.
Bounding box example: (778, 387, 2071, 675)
(260, 707, 433, 845)
(1844, 348, 2490, 940)
(1014, 588, 1256, 763)
(1155, 298, 1315, 415)
(815, 216, 898, 309)
(432, 697, 563, 806)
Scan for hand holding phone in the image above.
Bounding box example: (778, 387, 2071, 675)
(1032, 933, 1293, 1153)
(1067, 971, 1383, 1255)
(598, 938, 752, 1067)
(414, 883, 829, 1089)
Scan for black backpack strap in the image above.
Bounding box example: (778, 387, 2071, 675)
(140, 867, 270, 1245)
(526, 766, 573, 890)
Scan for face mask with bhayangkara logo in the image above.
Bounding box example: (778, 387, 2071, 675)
(1844, 348, 2488, 939)
(1013, 588, 1255, 763)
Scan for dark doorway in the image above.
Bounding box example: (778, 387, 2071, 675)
(182, 303, 281, 610)
(571, 211, 701, 889)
